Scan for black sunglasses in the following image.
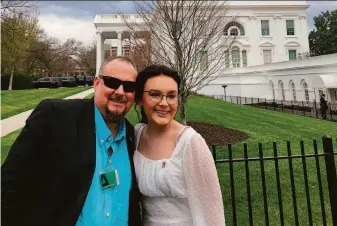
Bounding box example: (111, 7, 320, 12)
(99, 75, 136, 93)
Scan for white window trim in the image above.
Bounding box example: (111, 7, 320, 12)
(284, 18, 297, 37)
(261, 20, 270, 36)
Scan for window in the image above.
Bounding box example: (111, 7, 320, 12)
(225, 51, 229, 68)
(303, 82, 309, 101)
(224, 21, 245, 36)
(289, 50, 297, 60)
(242, 50, 247, 67)
(290, 81, 296, 101)
(261, 20, 270, 36)
(263, 50, 272, 64)
(199, 50, 208, 71)
(279, 81, 285, 101)
(230, 28, 238, 36)
(286, 20, 295, 35)
(231, 47, 240, 67)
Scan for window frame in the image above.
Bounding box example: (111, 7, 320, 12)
(261, 20, 270, 36)
(263, 49, 272, 64)
(286, 20, 295, 36)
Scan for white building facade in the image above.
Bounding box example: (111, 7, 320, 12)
(94, 1, 337, 103)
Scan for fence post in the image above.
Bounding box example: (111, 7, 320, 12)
(329, 103, 333, 120)
(322, 136, 337, 226)
(281, 101, 284, 112)
(258, 98, 260, 108)
(314, 101, 318, 118)
(237, 96, 239, 104)
(245, 97, 247, 104)
(291, 100, 294, 114)
(211, 145, 217, 162)
(265, 98, 267, 110)
(240, 97, 242, 105)
(230, 96, 232, 103)
(251, 97, 253, 107)
(302, 101, 305, 116)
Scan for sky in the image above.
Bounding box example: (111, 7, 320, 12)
(36, 1, 337, 46)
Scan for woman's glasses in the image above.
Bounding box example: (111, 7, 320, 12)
(99, 75, 136, 93)
(144, 90, 178, 105)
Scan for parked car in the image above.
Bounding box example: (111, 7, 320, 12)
(76, 75, 94, 86)
(32, 77, 62, 88)
(58, 76, 77, 87)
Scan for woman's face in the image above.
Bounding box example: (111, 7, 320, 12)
(141, 75, 179, 126)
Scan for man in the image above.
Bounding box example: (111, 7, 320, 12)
(1, 56, 141, 226)
(320, 93, 328, 119)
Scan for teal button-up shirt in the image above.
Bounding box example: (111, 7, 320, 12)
(76, 105, 132, 226)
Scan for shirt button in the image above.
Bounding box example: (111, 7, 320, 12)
(106, 212, 110, 217)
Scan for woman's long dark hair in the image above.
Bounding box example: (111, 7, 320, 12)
(135, 65, 181, 124)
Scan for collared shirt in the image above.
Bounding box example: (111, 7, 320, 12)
(76, 105, 132, 226)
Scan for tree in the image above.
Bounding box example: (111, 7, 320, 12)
(1, 1, 37, 20)
(123, 0, 232, 124)
(30, 37, 81, 76)
(72, 42, 97, 76)
(309, 10, 337, 56)
(1, 14, 39, 89)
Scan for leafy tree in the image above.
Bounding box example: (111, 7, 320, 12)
(309, 10, 337, 56)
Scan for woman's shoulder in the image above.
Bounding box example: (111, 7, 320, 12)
(134, 123, 147, 136)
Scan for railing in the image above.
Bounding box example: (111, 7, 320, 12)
(211, 95, 337, 120)
(211, 136, 337, 226)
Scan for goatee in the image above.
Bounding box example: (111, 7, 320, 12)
(104, 94, 128, 124)
(104, 108, 125, 124)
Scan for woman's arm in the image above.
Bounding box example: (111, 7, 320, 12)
(183, 133, 226, 226)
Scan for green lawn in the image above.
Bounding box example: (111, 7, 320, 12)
(1, 87, 90, 119)
(1, 94, 336, 225)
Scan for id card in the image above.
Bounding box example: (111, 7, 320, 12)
(100, 169, 120, 190)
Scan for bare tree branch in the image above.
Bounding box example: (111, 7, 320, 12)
(122, 0, 233, 123)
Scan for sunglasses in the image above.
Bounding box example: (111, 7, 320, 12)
(99, 75, 136, 93)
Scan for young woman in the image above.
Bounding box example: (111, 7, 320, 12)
(133, 65, 225, 225)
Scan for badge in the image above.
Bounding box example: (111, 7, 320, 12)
(100, 169, 120, 190)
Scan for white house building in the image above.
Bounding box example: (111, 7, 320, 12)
(94, 1, 337, 103)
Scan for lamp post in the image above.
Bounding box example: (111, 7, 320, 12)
(222, 85, 227, 101)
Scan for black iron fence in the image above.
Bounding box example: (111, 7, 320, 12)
(211, 136, 337, 226)
(211, 95, 337, 120)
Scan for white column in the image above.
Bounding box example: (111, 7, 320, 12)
(96, 31, 103, 76)
(117, 31, 123, 56)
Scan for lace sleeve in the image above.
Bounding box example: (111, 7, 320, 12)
(183, 132, 226, 226)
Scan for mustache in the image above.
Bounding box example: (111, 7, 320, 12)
(108, 94, 127, 103)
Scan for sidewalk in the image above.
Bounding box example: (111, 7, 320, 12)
(0, 88, 94, 137)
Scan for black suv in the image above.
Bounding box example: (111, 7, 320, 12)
(58, 77, 77, 87)
(33, 77, 62, 88)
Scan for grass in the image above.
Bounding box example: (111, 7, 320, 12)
(1, 94, 336, 225)
(1, 87, 90, 119)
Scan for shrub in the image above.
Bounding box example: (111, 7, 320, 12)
(1, 72, 43, 90)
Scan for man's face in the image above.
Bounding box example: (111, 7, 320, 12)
(94, 59, 137, 124)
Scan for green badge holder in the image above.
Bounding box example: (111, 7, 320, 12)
(100, 169, 120, 190)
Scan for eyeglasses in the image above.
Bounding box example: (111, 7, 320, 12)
(99, 75, 136, 93)
(144, 90, 178, 105)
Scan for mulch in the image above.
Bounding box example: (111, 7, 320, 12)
(187, 121, 249, 146)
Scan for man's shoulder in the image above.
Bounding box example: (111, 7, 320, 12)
(38, 98, 93, 118)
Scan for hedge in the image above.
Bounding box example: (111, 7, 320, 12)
(1, 72, 43, 90)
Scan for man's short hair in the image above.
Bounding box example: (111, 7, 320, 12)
(98, 56, 136, 76)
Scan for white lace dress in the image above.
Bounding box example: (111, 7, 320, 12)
(133, 123, 225, 226)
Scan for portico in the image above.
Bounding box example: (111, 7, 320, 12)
(94, 14, 146, 75)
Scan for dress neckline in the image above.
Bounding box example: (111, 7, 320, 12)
(135, 124, 190, 162)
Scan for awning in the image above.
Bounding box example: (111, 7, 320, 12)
(312, 74, 337, 89)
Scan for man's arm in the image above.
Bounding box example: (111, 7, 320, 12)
(1, 99, 54, 225)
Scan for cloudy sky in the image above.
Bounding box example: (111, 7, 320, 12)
(37, 1, 337, 46)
